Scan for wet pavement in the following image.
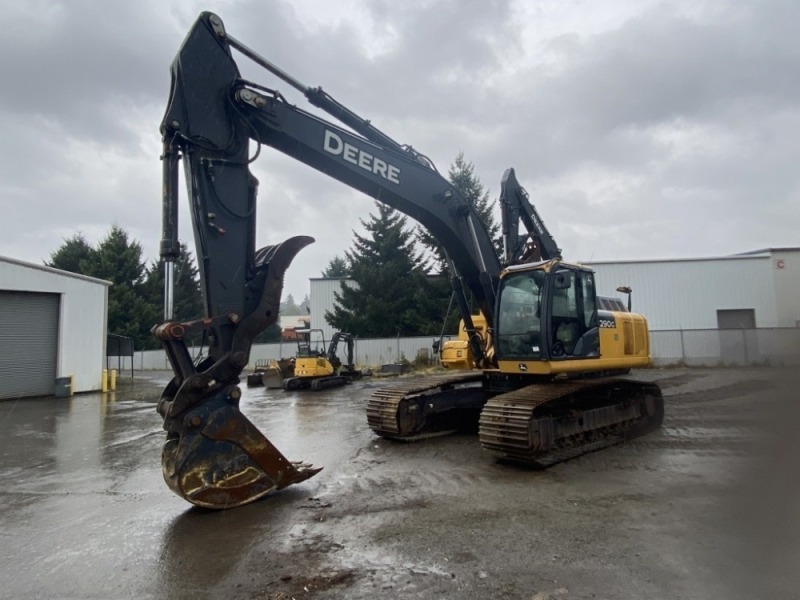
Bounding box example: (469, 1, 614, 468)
(0, 368, 797, 599)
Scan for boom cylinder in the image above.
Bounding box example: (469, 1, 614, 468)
(160, 137, 181, 321)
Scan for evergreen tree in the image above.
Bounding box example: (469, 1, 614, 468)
(281, 294, 301, 314)
(417, 152, 502, 273)
(79, 225, 154, 349)
(299, 293, 311, 314)
(325, 203, 443, 337)
(46, 233, 94, 273)
(322, 255, 350, 277)
(142, 242, 204, 348)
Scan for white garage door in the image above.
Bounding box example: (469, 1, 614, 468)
(0, 291, 60, 399)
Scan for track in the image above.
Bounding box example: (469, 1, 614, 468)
(367, 372, 664, 469)
(366, 373, 486, 438)
(478, 378, 664, 467)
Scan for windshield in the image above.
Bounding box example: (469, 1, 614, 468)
(496, 270, 545, 359)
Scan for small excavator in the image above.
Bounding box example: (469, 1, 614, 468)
(246, 355, 294, 389)
(282, 330, 362, 391)
(154, 12, 663, 509)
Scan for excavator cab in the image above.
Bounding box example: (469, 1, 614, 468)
(496, 262, 600, 362)
(495, 261, 652, 376)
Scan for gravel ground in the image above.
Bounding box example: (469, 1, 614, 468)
(0, 367, 797, 600)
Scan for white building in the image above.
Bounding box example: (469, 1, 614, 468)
(588, 248, 800, 331)
(0, 256, 110, 398)
(310, 248, 800, 336)
(309, 277, 358, 342)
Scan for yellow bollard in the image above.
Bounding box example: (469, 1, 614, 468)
(101, 369, 108, 393)
(110, 369, 117, 391)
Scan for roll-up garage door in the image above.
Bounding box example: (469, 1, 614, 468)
(0, 291, 60, 399)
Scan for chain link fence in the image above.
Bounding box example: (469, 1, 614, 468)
(133, 327, 800, 370)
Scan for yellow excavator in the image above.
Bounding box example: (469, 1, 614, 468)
(437, 312, 489, 371)
(283, 330, 362, 391)
(154, 12, 663, 508)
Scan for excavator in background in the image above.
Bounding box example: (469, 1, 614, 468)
(155, 12, 663, 509)
(436, 312, 489, 371)
(282, 330, 362, 391)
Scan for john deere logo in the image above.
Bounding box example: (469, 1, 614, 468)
(518, 364, 528, 371)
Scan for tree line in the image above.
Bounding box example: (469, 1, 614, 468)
(46, 153, 499, 349)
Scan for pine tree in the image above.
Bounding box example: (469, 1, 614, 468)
(142, 242, 204, 348)
(325, 203, 443, 337)
(322, 255, 350, 277)
(417, 152, 502, 273)
(79, 225, 154, 349)
(281, 294, 301, 314)
(299, 293, 311, 314)
(46, 233, 94, 273)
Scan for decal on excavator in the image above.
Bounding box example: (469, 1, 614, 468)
(323, 130, 401, 184)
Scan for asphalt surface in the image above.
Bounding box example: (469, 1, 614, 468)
(0, 367, 797, 600)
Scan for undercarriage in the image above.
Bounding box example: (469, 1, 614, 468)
(367, 372, 664, 466)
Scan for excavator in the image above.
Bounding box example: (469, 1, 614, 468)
(155, 12, 664, 509)
(282, 330, 362, 391)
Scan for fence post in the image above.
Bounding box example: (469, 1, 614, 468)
(742, 329, 748, 365)
(679, 328, 685, 364)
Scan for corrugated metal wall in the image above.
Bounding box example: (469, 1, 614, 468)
(770, 249, 800, 327)
(587, 255, 777, 330)
(0, 291, 59, 399)
(135, 327, 800, 370)
(309, 278, 358, 341)
(1, 257, 109, 393)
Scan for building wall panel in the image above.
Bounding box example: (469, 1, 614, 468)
(588, 255, 777, 330)
(0, 257, 109, 393)
(310, 278, 358, 341)
(770, 249, 800, 327)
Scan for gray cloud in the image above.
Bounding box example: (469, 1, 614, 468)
(1, 0, 797, 303)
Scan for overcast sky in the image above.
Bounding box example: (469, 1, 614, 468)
(2, 0, 798, 302)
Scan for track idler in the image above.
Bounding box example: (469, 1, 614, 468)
(160, 381, 321, 509)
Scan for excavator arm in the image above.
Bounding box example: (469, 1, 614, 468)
(161, 12, 500, 337)
(500, 168, 561, 265)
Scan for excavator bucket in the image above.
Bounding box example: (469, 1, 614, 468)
(247, 358, 295, 388)
(161, 385, 321, 509)
(258, 367, 285, 389)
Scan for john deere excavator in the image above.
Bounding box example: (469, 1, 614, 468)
(155, 12, 663, 509)
(283, 330, 362, 391)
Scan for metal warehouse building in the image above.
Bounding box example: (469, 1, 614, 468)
(0, 256, 110, 399)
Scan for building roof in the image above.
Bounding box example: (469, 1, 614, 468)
(0, 255, 111, 286)
(582, 252, 769, 266)
(733, 247, 800, 256)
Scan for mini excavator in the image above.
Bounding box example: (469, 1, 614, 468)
(282, 330, 362, 391)
(155, 12, 663, 509)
